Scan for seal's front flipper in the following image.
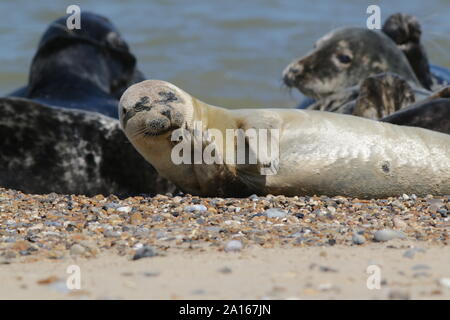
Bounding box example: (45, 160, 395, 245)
(382, 13, 433, 90)
(353, 73, 415, 120)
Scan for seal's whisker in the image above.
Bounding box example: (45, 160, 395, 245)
(131, 127, 148, 139)
(278, 79, 295, 99)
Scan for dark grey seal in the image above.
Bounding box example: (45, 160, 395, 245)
(7, 12, 144, 119)
(0, 97, 176, 197)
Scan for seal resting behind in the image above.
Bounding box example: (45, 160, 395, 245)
(7, 12, 144, 119)
(381, 98, 450, 135)
(119, 80, 450, 199)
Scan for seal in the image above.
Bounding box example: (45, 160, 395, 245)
(287, 14, 450, 110)
(7, 12, 144, 118)
(282, 27, 421, 100)
(119, 80, 450, 198)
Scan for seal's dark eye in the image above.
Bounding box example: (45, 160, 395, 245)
(337, 54, 352, 64)
(122, 107, 127, 115)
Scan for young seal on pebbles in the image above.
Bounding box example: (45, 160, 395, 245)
(7, 12, 144, 118)
(119, 80, 450, 198)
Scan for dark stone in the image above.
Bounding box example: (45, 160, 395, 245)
(132, 245, 158, 261)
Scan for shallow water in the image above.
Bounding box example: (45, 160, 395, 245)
(0, 0, 449, 108)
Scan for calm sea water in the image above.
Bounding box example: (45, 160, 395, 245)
(0, 0, 449, 108)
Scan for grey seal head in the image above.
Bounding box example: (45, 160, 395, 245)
(283, 27, 420, 99)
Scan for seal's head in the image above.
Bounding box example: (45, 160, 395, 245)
(282, 27, 419, 99)
(382, 13, 421, 45)
(119, 80, 193, 143)
(28, 11, 141, 99)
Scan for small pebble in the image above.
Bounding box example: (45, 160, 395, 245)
(70, 244, 85, 256)
(184, 205, 207, 212)
(117, 206, 132, 213)
(438, 278, 450, 288)
(218, 267, 232, 274)
(224, 240, 243, 252)
(403, 247, 426, 259)
(352, 234, 365, 245)
(264, 208, 287, 219)
(132, 245, 158, 260)
(373, 229, 405, 242)
(393, 218, 407, 229)
(388, 289, 410, 300)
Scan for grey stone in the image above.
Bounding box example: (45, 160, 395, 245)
(373, 229, 406, 242)
(352, 234, 366, 245)
(70, 244, 86, 256)
(184, 205, 207, 213)
(132, 245, 158, 260)
(264, 208, 287, 218)
(224, 240, 243, 252)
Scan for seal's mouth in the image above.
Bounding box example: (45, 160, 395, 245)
(143, 118, 181, 137)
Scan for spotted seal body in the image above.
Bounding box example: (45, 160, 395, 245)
(7, 12, 144, 118)
(119, 80, 450, 198)
(0, 97, 175, 196)
(381, 98, 450, 135)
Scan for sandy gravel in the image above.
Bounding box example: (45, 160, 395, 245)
(0, 187, 449, 299)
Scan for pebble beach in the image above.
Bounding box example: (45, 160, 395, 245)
(1, 187, 449, 299)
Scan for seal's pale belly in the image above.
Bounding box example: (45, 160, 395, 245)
(262, 110, 450, 197)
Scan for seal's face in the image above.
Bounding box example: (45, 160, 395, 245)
(119, 80, 191, 143)
(282, 28, 410, 99)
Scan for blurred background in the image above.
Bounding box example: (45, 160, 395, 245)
(0, 0, 449, 108)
